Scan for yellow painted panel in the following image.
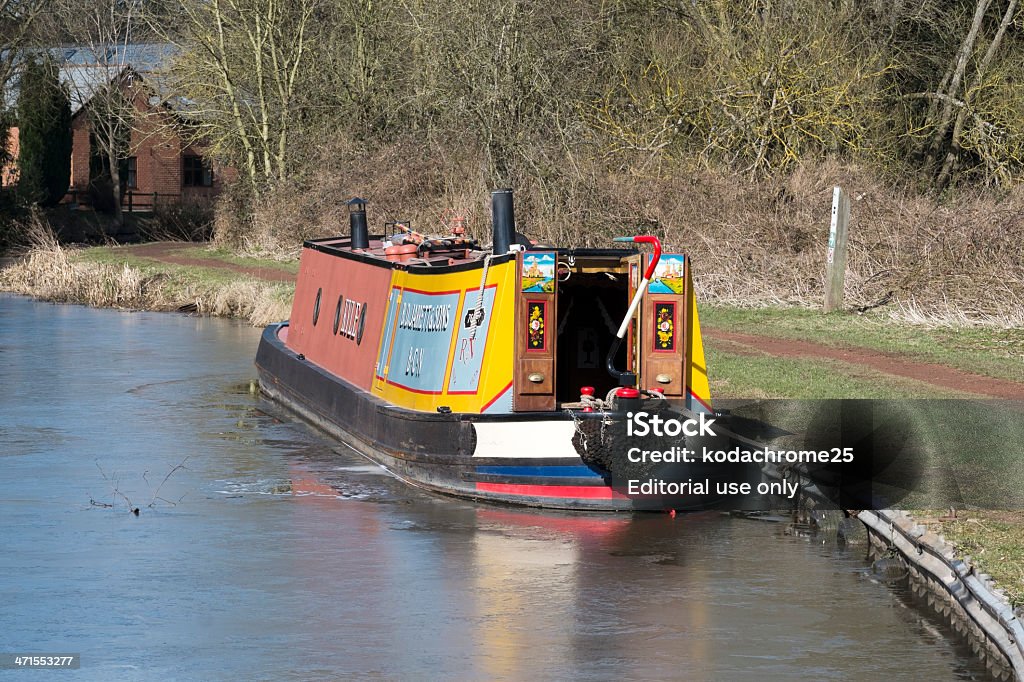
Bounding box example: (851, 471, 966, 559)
(687, 268, 713, 411)
(371, 260, 516, 413)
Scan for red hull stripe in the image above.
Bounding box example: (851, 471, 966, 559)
(401, 286, 463, 296)
(480, 380, 514, 411)
(476, 482, 627, 500)
(689, 390, 713, 412)
(383, 379, 443, 395)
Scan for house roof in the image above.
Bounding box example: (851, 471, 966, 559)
(55, 43, 177, 70)
(3, 43, 178, 115)
(63, 64, 124, 115)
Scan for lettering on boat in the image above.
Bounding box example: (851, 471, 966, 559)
(448, 286, 496, 393)
(457, 338, 476, 362)
(384, 290, 461, 393)
(338, 297, 367, 344)
(399, 302, 452, 332)
(405, 347, 424, 376)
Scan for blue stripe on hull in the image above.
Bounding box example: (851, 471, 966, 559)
(474, 465, 603, 478)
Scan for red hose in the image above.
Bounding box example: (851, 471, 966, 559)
(633, 235, 662, 280)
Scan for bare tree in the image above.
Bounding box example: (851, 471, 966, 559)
(0, 0, 46, 168)
(586, 0, 895, 177)
(46, 0, 146, 226)
(149, 0, 318, 193)
(934, 0, 1020, 186)
(0, 0, 45, 91)
(397, 0, 607, 185)
(901, 0, 1024, 187)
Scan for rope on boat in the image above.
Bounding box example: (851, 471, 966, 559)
(469, 254, 493, 341)
(562, 388, 666, 412)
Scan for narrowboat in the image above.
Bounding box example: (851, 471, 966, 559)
(255, 190, 718, 511)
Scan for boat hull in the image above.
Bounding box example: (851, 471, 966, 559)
(256, 323, 637, 511)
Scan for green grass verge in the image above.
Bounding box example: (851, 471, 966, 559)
(174, 245, 300, 274)
(77, 243, 299, 275)
(701, 305, 1024, 384)
(915, 511, 1024, 607)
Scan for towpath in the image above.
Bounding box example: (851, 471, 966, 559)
(129, 241, 1024, 400)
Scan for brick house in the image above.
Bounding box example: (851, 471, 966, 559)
(3, 44, 233, 209)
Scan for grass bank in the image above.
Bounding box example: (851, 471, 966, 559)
(706, 348, 959, 399)
(702, 305, 1024, 385)
(915, 511, 1024, 608)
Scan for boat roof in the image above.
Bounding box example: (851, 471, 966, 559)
(304, 237, 639, 274)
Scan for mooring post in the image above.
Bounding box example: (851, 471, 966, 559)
(824, 186, 850, 313)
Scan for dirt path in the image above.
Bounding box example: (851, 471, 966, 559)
(127, 242, 296, 283)
(703, 328, 1024, 399)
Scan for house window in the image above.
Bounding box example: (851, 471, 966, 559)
(126, 157, 138, 189)
(183, 155, 213, 187)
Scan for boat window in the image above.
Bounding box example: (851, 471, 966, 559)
(313, 288, 322, 326)
(333, 295, 344, 335)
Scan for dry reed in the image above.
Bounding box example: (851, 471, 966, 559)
(0, 217, 292, 327)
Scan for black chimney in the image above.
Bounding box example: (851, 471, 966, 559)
(490, 189, 515, 254)
(347, 197, 369, 250)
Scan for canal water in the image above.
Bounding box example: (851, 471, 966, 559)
(0, 294, 990, 680)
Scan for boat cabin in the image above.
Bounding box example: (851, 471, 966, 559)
(281, 191, 711, 417)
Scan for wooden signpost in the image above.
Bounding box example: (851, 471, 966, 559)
(824, 186, 850, 313)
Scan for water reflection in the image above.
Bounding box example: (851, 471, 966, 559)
(281, 454, 988, 681)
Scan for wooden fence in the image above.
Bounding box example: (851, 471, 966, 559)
(63, 190, 183, 213)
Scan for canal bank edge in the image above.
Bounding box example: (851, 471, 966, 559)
(761, 462, 1022, 680)
(859, 509, 1024, 682)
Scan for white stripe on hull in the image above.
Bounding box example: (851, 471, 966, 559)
(472, 421, 579, 458)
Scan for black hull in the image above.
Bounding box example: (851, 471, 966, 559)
(255, 323, 638, 511)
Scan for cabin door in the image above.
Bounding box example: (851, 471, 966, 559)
(640, 253, 689, 398)
(513, 251, 557, 411)
(624, 254, 642, 384)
